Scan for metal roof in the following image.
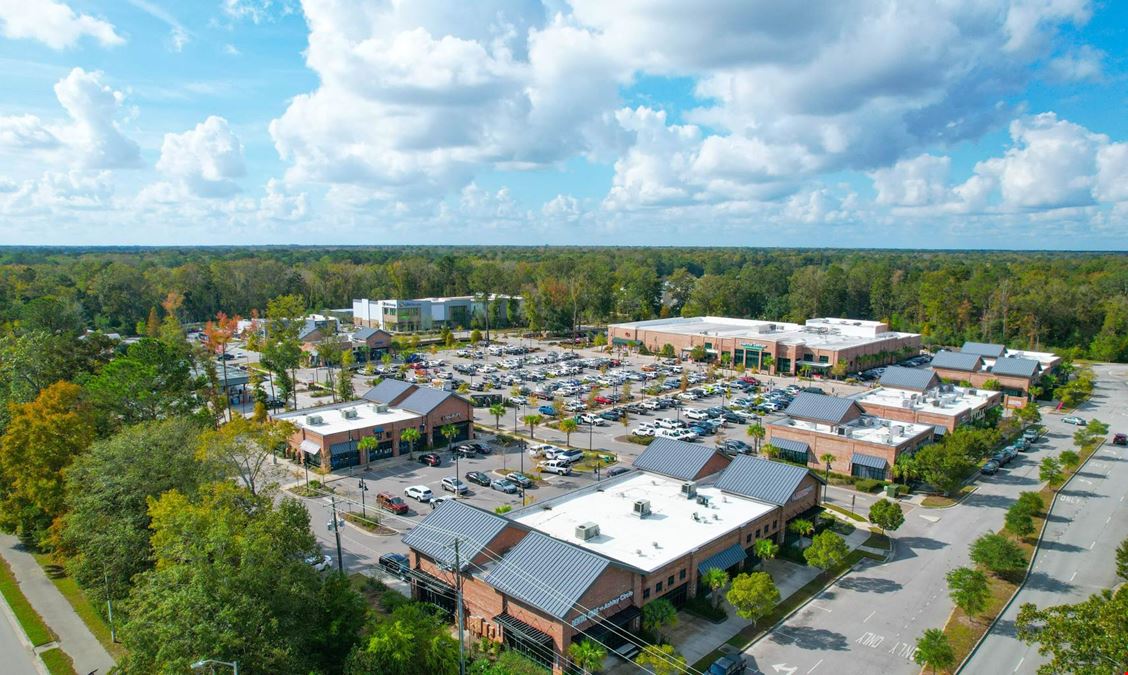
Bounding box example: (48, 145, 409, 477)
(990, 357, 1039, 378)
(961, 341, 1006, 358)
(769, 438, 811, 459)
(400, 387, 460, 415)
(930, 350, 982, 372)
(879, 366, 940, 392)
(401, 500, 511, 571)
(851, 452, 888, 469)
(632, 437, 727, 480)
(714, 455, 819, 506)
(361, 379, 415, 404)
(352, 326, 380, 340)
(484, 531, 610, 620)
(697, 543, 747, 575)
(783, 393, 862, 425)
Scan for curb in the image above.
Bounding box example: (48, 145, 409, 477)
(919, 486, 980, 510)
(953, 439, 1106, 674)
(0, 592, 51, 675)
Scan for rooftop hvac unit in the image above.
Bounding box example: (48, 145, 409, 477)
(696, 495, 711, 506)
(305, 415, 324, 425)
(575, 522, 600, 541)
(681, 482, 698, 499)
(633, 499, 651, 518)
(836, 426, 846, 435)
(371, 403, 389, 414)
(901, 400, 912, 408)
(342, 408, 358, 420)
(968, 389, 977, 395)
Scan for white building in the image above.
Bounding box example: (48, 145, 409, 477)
(353, 295, 523, 332)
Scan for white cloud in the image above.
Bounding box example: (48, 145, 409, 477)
(0, 170, 114, 214)
(0, 0, 123, 49)
(170, 25, 190, 52)
(870, 154, 952, 207)
(222, 0, 296, 24)
(52, 68, 142, 169)
(1095, 143, 1128, 203)
(156, 116, 246, 197)
(0, 114, 60, 150)
(1046, 45, 1104, 82)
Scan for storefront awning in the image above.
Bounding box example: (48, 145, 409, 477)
(697, 543, 747, 575)
(851, 452, 888, 469)
(495, 613, 553, 645)
(795, 361, 832, 368)
(299, 440, 320, 455)
(933, 425, 947, 436)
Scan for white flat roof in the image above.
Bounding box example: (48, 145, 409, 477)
(854, 386, 997, 418)
(510, 472, 774, 573)
(611, 316, 918, 350)
(772, 415, 933, 446)
(274, 401, 419, 435)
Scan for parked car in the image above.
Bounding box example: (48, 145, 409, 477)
(441, 477, 469, 494)
(508, 472, 534, 489)
(556, 449, 585, 464)
(429, 495, 455, 507)
(540, 459, 572, 475)
(606, 466, 630, 477)
(707, 655, 746, 675)
(981, 460, 1000, 475)
(491, 478, 518, 494)
(509, 396, 527, 406)
(452, 444, 477, 458)
(1062, 416, 1087, 426)
(719, 439, 751, 455)
(305, 553, 333, 572)
(405, 485, 433, 502)
(418, 452, 442, 466)
(376, 491, 409, 514)
(599, 411, 621, 421)
(465, 471, 492, 487)
(378, 553, 409, 579)
(538, 405, 557, 416)
(991, 451, 1009, 466)
(1003, 446, 1019, 463)
(1114, 433, 1127, 446)
(1023, 426, 1041, 442)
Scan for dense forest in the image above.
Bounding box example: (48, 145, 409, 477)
(2, 246, 1127, 360)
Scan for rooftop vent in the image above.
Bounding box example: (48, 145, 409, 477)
(371, 403, 389, 414)
(696, 495, 711, 507)
(633, 499, 651, 518)
(342, 408, 358, 420)
(575, 522, 600, 541)
(681, 481, 698, 499)
(305, 415, 324, 425)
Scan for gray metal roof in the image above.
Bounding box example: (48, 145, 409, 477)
(352, 326, 379, 340)
(851, 452, 888, 469)
(990, 357, 1039, 378)
(400, 387, 462, 415)
(361, 379, 415, 404)
(484, 531, 610, 619)
(632, 437, 726, 480)
(783, 393, 862, 425)
(697, 543, 746, 574)
(298, 320, 322, 341)
(961, 341, 1006, 358)
(930, 350, 982, 372)
(769, 438, 811, 459)
(714, 455, 818, 506)
(401, 500, 511, 571)
(879, 366, 940, 392)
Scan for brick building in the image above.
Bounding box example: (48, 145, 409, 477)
(853, 366, 1002, 433)
(930, 342, 1059, 406)
(606, 316, 920, 376)
(767, 392, 934, 480)
(402, 441, 823, 672)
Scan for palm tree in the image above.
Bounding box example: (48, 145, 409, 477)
(568, 639, 607, 675)
(489, 403, 507, 431)
(358, 436, 377, 466)
(753, 538, 779, 567)
(560, 418, 578, 447)
(400, 427, 421, 460)
(522, 413, 544, 440)
(789, 518, 815, 541)
(820, 453, 835, 482)
(747, 423, 765, 454)
(761, 443, 779, 459)
(700, 567, 729, 611)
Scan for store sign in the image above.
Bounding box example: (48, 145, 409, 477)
(570, 591, 633, 627)
(791, 486, 814, 502)
(440, 413, 463, 422)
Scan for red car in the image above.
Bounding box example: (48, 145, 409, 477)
(739, 376, 761, 385)
(418, 453, 442, 466)
(376, 492, 409, 515)
(594, 395, 612, 405)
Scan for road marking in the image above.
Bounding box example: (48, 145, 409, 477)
(1108, 516, 1113, 524)
(810, 603, 831, 613)
(864, 610, 876, 623)
(1014, 657, 1024, 672)
(771, 665, 797, 675)
(888, 642, 917, 660)
(1091, 541, 1097, 550)
(1070, 571, 1077, 582)
(807, 659, 823, 674)
(856, 632, 885, 649)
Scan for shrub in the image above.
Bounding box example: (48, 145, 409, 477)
(970, 533, 1027, 577)
(854, 478, 883, 493)
(627, 435, 655, 445)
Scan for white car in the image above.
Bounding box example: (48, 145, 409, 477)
(528, 443, 555, 458)
(640, 399, 661, 410)
(686, 409, 711, 421)
(405, 485, 433, 502)
(654, 418, 685, 429)
(510, 396, 528, 405)
(1061, 416, 1086, 426)
(631, 426, 656, 437)
(540, 459, 573, 475)
(305, 553, 333, 572)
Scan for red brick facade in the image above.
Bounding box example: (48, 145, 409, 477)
(767, 425, 932, 479)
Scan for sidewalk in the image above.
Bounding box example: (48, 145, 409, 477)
(0, 535, 115, 675)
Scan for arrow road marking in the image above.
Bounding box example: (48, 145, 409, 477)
(772, 664, 797, 675)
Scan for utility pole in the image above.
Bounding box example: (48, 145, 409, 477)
(104, 572, 116, 643)
(453, 538, 466, 675)
(331, 495, 344, 573)
(358, 479, 368, 518)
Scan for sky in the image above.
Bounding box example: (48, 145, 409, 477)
(0, 0, 1126, 248)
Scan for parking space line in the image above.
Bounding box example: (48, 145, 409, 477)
(863, 610, 875, 623)
(807, 659, 823, 673)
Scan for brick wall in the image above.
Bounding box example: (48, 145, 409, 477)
(767, 425, 931, 479)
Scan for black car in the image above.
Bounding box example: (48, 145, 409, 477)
(378, 553, 409, 579)
(418, 453, 442, 466)
(508, 472, 534, 488)
(606, 467, 630, 477)
(465, 441, 491, 454)
(465, 471, 492, 487)
(264, 397, 285, 410)
(453, 444, 477, 458)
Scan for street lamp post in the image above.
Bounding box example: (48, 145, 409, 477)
(358, 479, 368, 518)
(191, 659, 238, 675)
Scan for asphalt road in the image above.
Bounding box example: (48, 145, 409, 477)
(962, 363, 1128, 675)
(0, 599, 42, 675)
(742, 394, 1096, 675)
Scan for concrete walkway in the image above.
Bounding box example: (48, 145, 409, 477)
(0, 535, 115, 675)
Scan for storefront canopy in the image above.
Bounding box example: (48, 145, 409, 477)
(697, 543, 747, 575)
(299, 440, 320, 455)
(851, 452, 888, 470)
(494, 613, 553, 646)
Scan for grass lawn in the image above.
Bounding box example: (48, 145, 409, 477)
(30, 553, 124, 659)
(921, 485, 976, 508)
(38, 647, 77, 675)
(342, 512, 398, 535)
(0, 557, 55, 646)
(862, 532, 891, 550)
(823, 503, 866, 522)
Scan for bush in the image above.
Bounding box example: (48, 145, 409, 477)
(380, 589, 411, 613)
(683, 593, 727, 623)
(854, 478, 883, 493)
(627, 435, 656, 445)
(970, 533, 1027, 577)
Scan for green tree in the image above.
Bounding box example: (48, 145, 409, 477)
(820, 452, 835, 482)
(1117, 537, 1128, 581)
(345, 602, 459, 675)
(803, 530, 849, 570)
(337, 349, 356, 401)
(568, 639, 607, 675)
(1005, 502, 1036, 538)
(522, 413, 543, 440)
(913, 440, 974, 496)
(754, 538, 779, 563)
(470, 329, 482, 344)
(746, 423, 765, 453)
(80, 338, 196, 431)
(1015, 400, 1041, 426)
(913, 628, 955, 674)
(560, 418, 578, 447)
(1040, 455, 1065, 489)
(440, 424, 458, 455)
(0, 381, 96, 547)
(1016, 587, 1128, 674)
(489, 403, 507, 431)
(689, 345, 707, 362)
(869, 499, 905, 535)
(660, 343, 675, 358)
(641, 598, 677, 639)
(400, 427, 421, 458)
(970, 533, 1027, 577)
(1015, 491, 1044, 517)
(198, 416, 295, 496)
(700, 567, 729, 610)
(946, 567, 990, 617)
(725, 571, 780, 625)
(634, 644, 686, 675)
(118, 483, 366, 674)
(263, 294, 306, 409)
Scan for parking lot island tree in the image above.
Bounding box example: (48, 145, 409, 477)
(970, 533, 1027, 578)
(869, 498, 905, 536)
(489, 403, 507, 431)
(522, 413, 543, 440)
(914, 628, 955, 674)
(1015, 587, 1128, 674)
(559, 418, 578, 447)
(946, 567, 990, 618)
(1039, 455, 1065, 489)
(803, 530, 849, 571)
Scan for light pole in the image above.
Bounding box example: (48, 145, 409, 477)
(191, 659, 238, 675)
(358, 479, 368, 518)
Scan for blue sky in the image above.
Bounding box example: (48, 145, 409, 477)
(0, 0, 1126, 248)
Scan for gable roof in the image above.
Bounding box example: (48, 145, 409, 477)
(297, 320, 322, 341)
(961, 341, 1006, 358)
(714, 455, 822, 506)
(353, 326, 380, 340)
(879, 366, 940, 392)
(632, 437, 728, 480)
(400, 387, 462, 415)
(783, 393, 863, 425)
(483, 531, 610, 619)
(990, 356, 1039, 378)
(930, 350, 982, 372)
(402, 500, 512, 571)
(361, 379, 416, 405)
